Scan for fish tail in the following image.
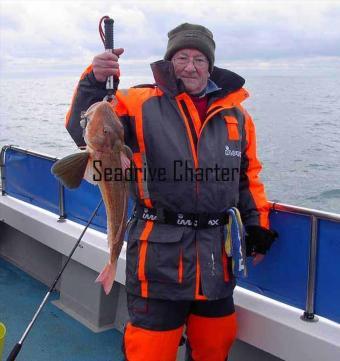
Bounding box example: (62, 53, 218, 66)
(95, 262, 117, 295)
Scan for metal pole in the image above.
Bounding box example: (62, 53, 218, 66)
(271, 201, 340, 222)
(301, 215, 319, 322)
(0, 146, 7, 196)
(58, 183, 66, 222)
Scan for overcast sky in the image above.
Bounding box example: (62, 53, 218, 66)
(1, 0, 340, 80)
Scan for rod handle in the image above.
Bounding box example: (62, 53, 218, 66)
(104, 18, 114, 50)
(6, 343, 22, 361)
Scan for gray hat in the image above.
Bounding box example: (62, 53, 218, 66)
(164, 23, 215, 72)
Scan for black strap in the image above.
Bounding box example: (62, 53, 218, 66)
(134, 204, 228, 229)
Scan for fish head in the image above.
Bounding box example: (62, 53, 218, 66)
(83, 101, 124, 152)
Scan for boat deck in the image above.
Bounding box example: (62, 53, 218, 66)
(0, 257, 124, 361)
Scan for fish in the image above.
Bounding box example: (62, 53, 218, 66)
(51, 100, 132, 295)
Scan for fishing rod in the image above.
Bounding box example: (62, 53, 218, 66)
(6, 199, 103, 361)
(7, 16, 114, 360)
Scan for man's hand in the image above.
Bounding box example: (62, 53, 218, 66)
(92, 48, 124, 82)
(245, 225, 278, 266)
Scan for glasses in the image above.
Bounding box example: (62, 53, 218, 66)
(172, 55, 209, 69)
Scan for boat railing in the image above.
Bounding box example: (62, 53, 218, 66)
(0, 145, 66, 220)
(271, 202, 340, 322)
(0, 144, 112, 233)
(1, 144, 339, 324)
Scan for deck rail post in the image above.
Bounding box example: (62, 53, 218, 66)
(57, 182, 66, 222)
(301, 215, 319, 322)
(0, 145, 10, 196)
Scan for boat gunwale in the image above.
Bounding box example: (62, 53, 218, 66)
(1, 144, 340, 222)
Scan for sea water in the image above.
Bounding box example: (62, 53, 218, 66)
(0, 74, 339, 213)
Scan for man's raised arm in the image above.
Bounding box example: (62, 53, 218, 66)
(65, 49, 124, 147)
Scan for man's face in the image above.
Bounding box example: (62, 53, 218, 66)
(171, 48, 210, 95)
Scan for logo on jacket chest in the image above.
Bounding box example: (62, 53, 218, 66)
(225, 145, 241, 158)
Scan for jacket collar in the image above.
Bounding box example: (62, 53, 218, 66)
(150, 60, 245, 98)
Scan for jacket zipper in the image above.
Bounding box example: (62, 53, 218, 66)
(177, 97, 230, 298)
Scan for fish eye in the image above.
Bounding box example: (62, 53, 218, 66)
(103, 126, 112, 134)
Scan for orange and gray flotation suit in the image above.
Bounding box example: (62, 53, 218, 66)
(65, 60, 269, 301)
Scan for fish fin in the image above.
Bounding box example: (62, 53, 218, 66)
(122, 145, 133, 181)
(120, 151, 131, 172)
(51, 152, 90, 189)
(83, 158, 98, 185)
(110, 97, 118, 107)
(95, 262, 117, 295)
(114, 189, 129, 245)
(123, 145, 133, 160)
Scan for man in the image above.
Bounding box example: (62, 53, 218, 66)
(66, 23, 277, 361)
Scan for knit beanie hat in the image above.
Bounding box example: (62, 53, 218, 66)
(164, 23, 215, 72)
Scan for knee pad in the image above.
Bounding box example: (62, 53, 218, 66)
(123, 322, 184, 361)
(186, 313, 237, 361)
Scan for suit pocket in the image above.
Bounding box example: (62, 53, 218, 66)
(136, 222, 185, 284)
(224, 115, 240, 141)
